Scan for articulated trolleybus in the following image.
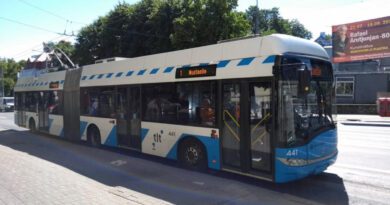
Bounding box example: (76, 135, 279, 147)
(14, 34, 337, 183)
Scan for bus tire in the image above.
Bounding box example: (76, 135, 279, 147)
(29, 118, 36, 132)
(87, 126, 101, 147)
(178, 138, 207, 171)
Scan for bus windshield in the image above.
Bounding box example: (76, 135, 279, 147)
(278, 56, 335, 147)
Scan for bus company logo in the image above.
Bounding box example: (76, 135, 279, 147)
(153, 130, 163, 143)
(152, 130, 163, 150)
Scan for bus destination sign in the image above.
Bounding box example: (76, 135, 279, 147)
(49, 81, 60, 89)
(175, 64, 217, 79)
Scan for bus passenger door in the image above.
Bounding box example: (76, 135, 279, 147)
(221, 80, 272, 175)
(249, 81, 272, 172)
(116, 87, 131, 147)
(116, 86, 141, 150)
(38, 91, 49, 131)
(221, 83, 242, 168)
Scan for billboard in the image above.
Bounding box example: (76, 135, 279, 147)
(332, 16, 390, 63)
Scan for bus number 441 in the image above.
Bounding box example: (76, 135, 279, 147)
(286, 149, 298, 156)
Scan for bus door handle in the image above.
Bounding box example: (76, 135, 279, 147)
(109, 120, 116, 124)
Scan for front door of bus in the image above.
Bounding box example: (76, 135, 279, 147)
(221, 81, 272, 173)
(116, 86, 141, 150)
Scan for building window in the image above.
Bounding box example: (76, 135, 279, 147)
(336, 77, 354, 96)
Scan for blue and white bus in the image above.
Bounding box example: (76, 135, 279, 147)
(14, 34, 337, 183)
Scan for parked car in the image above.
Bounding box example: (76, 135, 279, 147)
(0, 97, 14, 112)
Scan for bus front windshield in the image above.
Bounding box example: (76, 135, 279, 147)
(278, 56, 335, 147)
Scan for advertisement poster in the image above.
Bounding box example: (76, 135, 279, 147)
(332, 16, 390, 63)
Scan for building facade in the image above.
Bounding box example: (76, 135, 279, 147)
(324, 47, 390, 114)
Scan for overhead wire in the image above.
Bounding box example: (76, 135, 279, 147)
(0, 16, 73, 36)
(11, 35, 72, 59)
(17, 0, 86, 25)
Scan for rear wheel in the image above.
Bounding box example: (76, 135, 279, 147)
(87, 126, 101, 147)
(29, 118, 36, 132)
(179, 138, 207, 170)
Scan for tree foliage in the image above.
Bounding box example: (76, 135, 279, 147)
(0, 59, 25, 96)
(246, 6, 312, 39)
(72, 2, 313, 66)
(74, 0, 251, 65)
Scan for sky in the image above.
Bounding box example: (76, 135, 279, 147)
(0, 0, 389, 61)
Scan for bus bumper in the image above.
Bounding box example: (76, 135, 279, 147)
(274, 151, 337, 183)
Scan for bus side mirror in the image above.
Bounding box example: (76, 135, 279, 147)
(297, 67, 310, 96)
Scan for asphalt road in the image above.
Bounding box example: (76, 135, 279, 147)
(0, 112, 389, 205)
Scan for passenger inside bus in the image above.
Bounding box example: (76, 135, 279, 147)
(200, 97, 215, 126)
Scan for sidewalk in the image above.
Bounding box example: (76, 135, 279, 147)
(336, 114, 390, 126)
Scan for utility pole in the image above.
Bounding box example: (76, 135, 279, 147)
(0, 59, 4, 97)
(254, 0, 259, 35)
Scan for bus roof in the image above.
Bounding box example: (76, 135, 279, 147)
(15, 34, 329, 90)
(78, 34, 329, 87)
(83, 34, 329, 71)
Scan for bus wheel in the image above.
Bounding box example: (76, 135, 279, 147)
(29, 118, 36, 132)
(179, 138, 207, 170)
(88, 126, 101, 147)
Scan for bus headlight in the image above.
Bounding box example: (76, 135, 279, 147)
(278, 158, 308, 166)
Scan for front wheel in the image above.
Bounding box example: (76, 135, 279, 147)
(179, 138, 207, 170)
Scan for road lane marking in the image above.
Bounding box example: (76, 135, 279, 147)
(110, 159, 127, 166)
(192, 181, 205, 186)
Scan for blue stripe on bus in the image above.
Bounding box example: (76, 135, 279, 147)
(97, 74, 104, 79)
(150, 68, 159, 75)
(104, 126, 117, 147)
(126, 71, 134, 76)
(45, 82, 48, 85)
(137, 69, 146, 76)
(106, 73, 113, 78)
(81, 76, 87, 80)
(262, 55, 276, 64)
(166, 134, 221, 170)
(164, 66, 174, 73)
(237, 57, 255, 66)
(115, 72, 123, 77)
(199, 63, 209, 66)
(60, 80, 64, 84)
(141, 128, 149, 142)
(89, 75, 96, 80)
(217, 60, 230, 68)
(80, 121, 88, 136)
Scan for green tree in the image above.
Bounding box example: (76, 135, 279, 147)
(171, 0, 250, 49)
(246, 6, 312, 39)
(73, 0, 251, 65)
(0, 59, 25, 96)
(74, 16, 107, 65)
(55, 40, 75, 58)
